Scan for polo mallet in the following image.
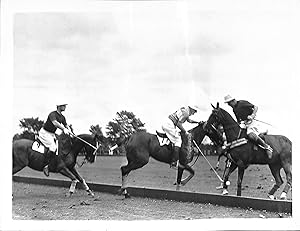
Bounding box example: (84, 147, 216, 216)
(253, 118, 273, 126)
(71, 132, 100, 156)
(193, 140, 224, 183)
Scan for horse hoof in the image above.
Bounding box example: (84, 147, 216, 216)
(222, 189, 228, 195)
(66, 192, 73, 197)
(280, 192, 287, 200)
(180, 181, 187, 186)
(124, 193, 131, 199)
(268, 194, 275, 200)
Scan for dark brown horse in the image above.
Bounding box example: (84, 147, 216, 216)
(205, 103, 292, 199)
(13, 133, 100, 197)
(119, 121, 223, 198)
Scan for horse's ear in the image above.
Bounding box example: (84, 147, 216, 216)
(211, 103, 216, 109)
(217, 102, 219, 108)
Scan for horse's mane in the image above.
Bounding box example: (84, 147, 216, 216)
(217, 107, 238, 125)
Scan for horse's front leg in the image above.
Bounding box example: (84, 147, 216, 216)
(69, 167, 94, 197)
(220, 161, 237, 195)
(174, 166, 184, 190)
(237, 167, 245, 196)
(59, 167, 80, 197)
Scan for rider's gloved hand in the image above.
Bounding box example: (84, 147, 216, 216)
(63, 128, 71, 135)
(247, 115, 254, 121)
(240, 121, 246, 129)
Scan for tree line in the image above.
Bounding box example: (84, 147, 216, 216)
(13, 110, 216, 156)
(13, 110, 145, 156)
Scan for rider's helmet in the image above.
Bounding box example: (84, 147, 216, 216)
(224, 95, 235, 103)
(56, 102, 68, 107)
(189, 105, 200, 112)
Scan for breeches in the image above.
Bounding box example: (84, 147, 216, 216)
(245, 120, 266, 136)
(161, 118, 182, 147)
(38, 128, 58, 154)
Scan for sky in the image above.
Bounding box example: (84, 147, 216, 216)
(9, 1, 299, 139)
(2, 0, 300, 229)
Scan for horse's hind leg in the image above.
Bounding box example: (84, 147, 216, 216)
(280, 163, 292, 200)
(120, 157, 148, 198)
(237, 167, 245, 196)
(268, 165, 283, 199)
(176, 166, 184, 186)
(69, 167, 94, 197)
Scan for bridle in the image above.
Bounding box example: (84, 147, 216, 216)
(203, 120, 224, 146)
(206, 109, 244, 143)
(71, 135, 101, 167)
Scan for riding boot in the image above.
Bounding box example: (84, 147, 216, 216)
(256, 136, 273, 159)
(43, 150, 56, 177)
(170, 146, 180, 168)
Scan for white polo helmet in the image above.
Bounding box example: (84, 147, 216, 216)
(56, 102, 68, 107)
(224, 95, 235, 103)
(189, 105, 200, 112)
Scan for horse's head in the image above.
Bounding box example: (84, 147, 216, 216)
(203, 103, 226, 146)
(205, 102, 241, 144)
(74, 134, 99, 163)
(190, 121, 224, 147)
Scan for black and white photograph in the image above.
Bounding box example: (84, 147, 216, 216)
(1, 0, 299, 230)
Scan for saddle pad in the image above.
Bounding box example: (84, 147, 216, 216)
(227, 138, 248, 149)
(156, 135, 170, 146)
(32, 141, 45, 154)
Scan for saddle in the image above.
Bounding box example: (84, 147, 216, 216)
(156, 131, 171, 147)
(156, 131, 168, 139)
(31, 137, 47, 154)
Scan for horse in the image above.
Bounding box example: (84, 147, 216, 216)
(13, 133, 101, 197)
(119, 121, 224, 198)
(205, 103, 292, 199)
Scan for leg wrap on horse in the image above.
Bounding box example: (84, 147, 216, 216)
(268, 184, 280, 196)
(283, 182, 292, 194)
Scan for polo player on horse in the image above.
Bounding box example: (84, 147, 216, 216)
(161, 105, 199, 168)
(38, 102, 73, 176)
(224, 95, 273, 159)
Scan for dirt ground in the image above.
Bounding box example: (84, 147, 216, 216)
(12, 156, 292, 221)
(12, 182, 289, 220)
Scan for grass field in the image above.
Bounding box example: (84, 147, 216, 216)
(14, 155, 292, 200)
